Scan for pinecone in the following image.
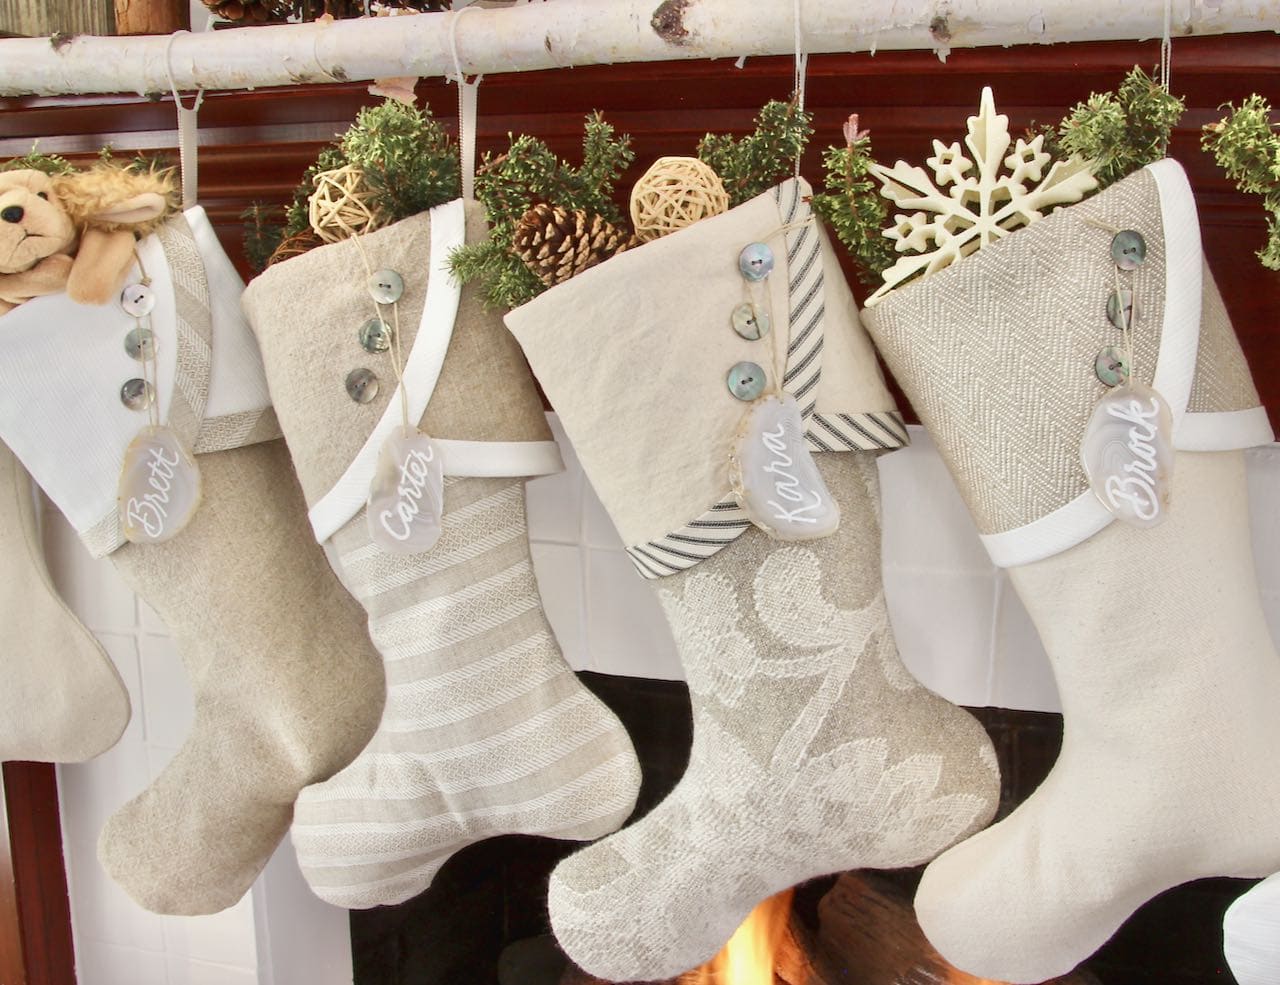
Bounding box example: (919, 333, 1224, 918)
(202, 0, 290, 23)
(513, 204, 642, 288)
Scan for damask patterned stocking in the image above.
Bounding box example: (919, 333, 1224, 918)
(544, 454, 1000, 981)
(506, 178, 1000, 981)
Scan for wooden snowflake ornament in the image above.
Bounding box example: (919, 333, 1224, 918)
(866, 87, 1098, 304)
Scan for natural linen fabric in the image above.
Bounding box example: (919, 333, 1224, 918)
(915, 452, 1280, 983)
(0, 441, 130, 763)
(242, 202, 642, 908)
(99, 439, 385, 915)
(292, 474, 641, 907)
(861, 163, 1268, 543)
(546, 454, 999, 982)
(506, 178, 900, 557)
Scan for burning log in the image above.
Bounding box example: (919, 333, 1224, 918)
(814, 873, 1101, 985)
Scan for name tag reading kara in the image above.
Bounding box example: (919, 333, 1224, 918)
(368, 426, 445, 554)
(1081, 382, 1174, 528)
(118, 425, 202, 544)
(731, 394, 840, 541)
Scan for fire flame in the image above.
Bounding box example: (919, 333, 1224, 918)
(680, 889, 796, 985)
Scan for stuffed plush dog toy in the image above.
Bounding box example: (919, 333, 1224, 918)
(0, 164, 176, 316)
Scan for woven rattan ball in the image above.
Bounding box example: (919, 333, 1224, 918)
(308, 165, 382, 244)
(629, 156, 729, 242)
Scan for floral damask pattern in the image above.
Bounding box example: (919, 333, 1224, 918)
(550, 536, 999, 983)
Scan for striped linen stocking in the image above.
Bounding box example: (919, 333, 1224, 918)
(290, 475, 642, 908)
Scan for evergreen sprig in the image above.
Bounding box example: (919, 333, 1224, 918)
(242, 204, 285, 274)
(340, 100, 459, 224)
(1202, 95, 1280, 270)
(810, 118, 895, 286)
(697, 99, 814, 207)
(0, 146, 75, 176)
(449, 112, 634, 310)
(1058, 66, 1185, 188)
(246, 99, 459, 271)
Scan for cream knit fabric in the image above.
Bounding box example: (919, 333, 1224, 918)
(914, 451, 1280, 983)
(547, 454, 999, 982)
(0, 441, 130, 763)
(243, 203, 642, 908)
(99, 440, 385, 915)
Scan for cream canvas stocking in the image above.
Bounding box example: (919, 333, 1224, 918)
(241, 199, 642, 909)
(862, 159, 1280, 983)
(0, 441, 130, 764)
(0, 207, 385, 914)
(506, 178, 1001, 982)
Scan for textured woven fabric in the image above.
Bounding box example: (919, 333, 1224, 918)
(241, 202, 549, 510)
(99, 439, 385, 915)
(862, 164, 1268, 544)
(291, 476, 641, 907)
(915, 451, 1280, 983)
(506, 178, 901, 561)
(1188, 260, 1262, 414)
(245, 202, 642, 907)
(0, 442, 129, 763)
(547, 454, 999, 982)
(863, 168, 1168, 536)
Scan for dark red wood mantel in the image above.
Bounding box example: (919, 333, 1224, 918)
(0, 29, 1276, 985)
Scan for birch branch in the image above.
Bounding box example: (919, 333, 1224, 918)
(0, 0, 1275, 97)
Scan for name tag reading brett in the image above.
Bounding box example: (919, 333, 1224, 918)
(1081, 382, 1173, 528)
(731, 393, 840, 541)
(118, 425, 202, 544)
(368, 426, 445, 554)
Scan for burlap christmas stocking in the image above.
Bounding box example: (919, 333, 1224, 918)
(862, 159, 1280, 983)
(0, 440, 130, 764)
(241, 199, 642, 909)
(0, 207, 385, 915)
(506, 178, 1001, 982)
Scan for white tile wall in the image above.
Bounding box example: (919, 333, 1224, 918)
(43, 417, 1280, 984)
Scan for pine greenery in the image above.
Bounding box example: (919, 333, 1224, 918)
(244, 99, 459, 271)
(1203, 95, 1280, 270)
(810, 122, 895, 286)
(697, 100, 814, 207)
(0, 146, 76, 175)
(448, 112, 634, 310)
(1057, 66, 1185, 188)
(242, 204, 285, 274)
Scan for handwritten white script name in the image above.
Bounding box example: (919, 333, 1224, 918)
(1101, 396, 1164, 522)
(125, 445, 182, 539)
(378, 446, 437, 542)
(759, 420, 824, 525)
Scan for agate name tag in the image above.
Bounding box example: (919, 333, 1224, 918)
(368, 426, 445, 554)
(732, 394, 840, 540)
(118, 425, 202, 544)
(1081, 382, 1173, 528)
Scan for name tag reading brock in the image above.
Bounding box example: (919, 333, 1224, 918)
(1081, 382, 1173, 528)
(368, 426, 445, 554)
(118, 425, 202, 544)
(732, 393, 840, 541)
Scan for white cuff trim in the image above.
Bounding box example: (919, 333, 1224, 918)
(308, 198, 465, 543)
(1177, 407, 1275, 451)
(979, 491, 1114, 568)
(436, 439, 563, 478)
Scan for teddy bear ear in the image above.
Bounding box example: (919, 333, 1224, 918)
(91, 192, 169, 226)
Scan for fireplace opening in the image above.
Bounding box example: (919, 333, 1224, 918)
(351, 674, 1256, 985)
